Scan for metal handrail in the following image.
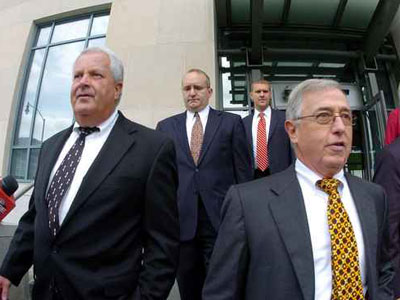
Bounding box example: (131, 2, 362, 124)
(15, 182, 34, 200)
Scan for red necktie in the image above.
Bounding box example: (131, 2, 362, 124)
(256, 112, 268, 171)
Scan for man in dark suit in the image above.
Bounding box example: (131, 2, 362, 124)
(0, 47, 179, 300)
(373, 137, 400, 298)
(203, 79, 394, 300)
(156, 69, 252, 300)
(243, 80, 293, 178)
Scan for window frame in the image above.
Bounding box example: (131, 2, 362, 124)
(10, 11, 109, 182)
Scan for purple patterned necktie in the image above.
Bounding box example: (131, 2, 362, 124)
(46, 126, 99, 236)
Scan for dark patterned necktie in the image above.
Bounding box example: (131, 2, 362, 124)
(190, 112, 203, 165)
(46, 126, 99, 236)
(317, 178, 364, 300)
(256, 112, 268, 171)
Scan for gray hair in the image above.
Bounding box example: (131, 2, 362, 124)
(74, 46, 124, 83)
(286, 79, 343, 121)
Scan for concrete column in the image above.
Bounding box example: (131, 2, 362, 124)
(107, 0, 217, 127)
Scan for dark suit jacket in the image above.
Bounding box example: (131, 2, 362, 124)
(203, 166, 394, 300)
(242, 109, 294, 174)
(0, 112, 180, 300)
(156, 108, 252, 241)
(373, 137, 400, 297)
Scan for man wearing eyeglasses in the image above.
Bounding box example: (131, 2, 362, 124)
(203, 79, 394, 300)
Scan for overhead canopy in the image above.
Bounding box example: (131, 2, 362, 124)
(216, 0, 400, 105)
(217, 0, 400, 65)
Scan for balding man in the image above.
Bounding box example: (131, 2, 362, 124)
(157, 69, 252, 300)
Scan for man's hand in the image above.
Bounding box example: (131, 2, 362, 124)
(0, 276, 10, 300)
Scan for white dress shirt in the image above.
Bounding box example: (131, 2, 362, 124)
(295, 159, 366, 299)
(186, 105, 210, 145)
(251, 107, 271, 167)
(47, 110, 119, 225)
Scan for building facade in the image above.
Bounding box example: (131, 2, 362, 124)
(2, 0, 400, 224)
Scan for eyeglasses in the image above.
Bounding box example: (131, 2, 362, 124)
(294, 111, 356, 126)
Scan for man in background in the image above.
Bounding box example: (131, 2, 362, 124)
(242, 80, 293, 178)
(157, 69, 252, 300)
(374, 137, 400, 298)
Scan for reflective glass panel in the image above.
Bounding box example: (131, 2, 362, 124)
(36, 26, 51, 47)
(222, 73, 245, 109)
(277, 62, 313, 67)
(28, 149, 40, 179)
(88, 37, 106, 47)
(319, 63, 346, 68)
(14, 49, 45, 146)
(32, 42, 84, 145)
(288, 0, 340, 25)
(52, 18, 90, 43)
(91, 15, 109, 36)
(231, 0, 250, 23)
(10, 149, 27, 180)
(263, 0, 284, 23)
(340, 0, 379, 29)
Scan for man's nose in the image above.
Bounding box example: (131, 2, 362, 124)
(78, 74, 90, 85)
(331, 115, 346, 132)
(189, 87, 196, 95)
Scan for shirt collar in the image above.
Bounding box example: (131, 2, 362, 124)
(186, 105, 210, 120)
(254, 106, 271, 118)
(295, 159, 345, 189)
(73, 109, 118, 133)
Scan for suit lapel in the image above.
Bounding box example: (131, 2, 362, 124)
(268, 109, 278, 140)
(59, 113, 137, 232)
(174, 112, 193, 164)
(37, 127, 73, 204)
(345, 174, 377, 291)
(243, 114, 253, 148)
(268, 167, 315, 300)
(198, 108, 222, 165)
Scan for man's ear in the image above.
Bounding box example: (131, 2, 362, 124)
(114, 82, 123, 101)
(285, 120, 298, 145)
(207, 87, 213, 98)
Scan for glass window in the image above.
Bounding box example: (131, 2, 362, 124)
(11, 12, 109, 181)
(288, 0, 340, 25)
(220, 57, 251, 116)
(36, 26, 51, 47)
(231, 0, 250, 23)
(14, 49, 45, 146)
(10, 149, 27, 180)
(51, 18, 90, 43)
(340, 0, 379, 29)
(88, 37, 106, 47)
(91, 15, 109, 35)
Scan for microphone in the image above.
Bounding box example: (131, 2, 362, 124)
(0, 175, 19, 221)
